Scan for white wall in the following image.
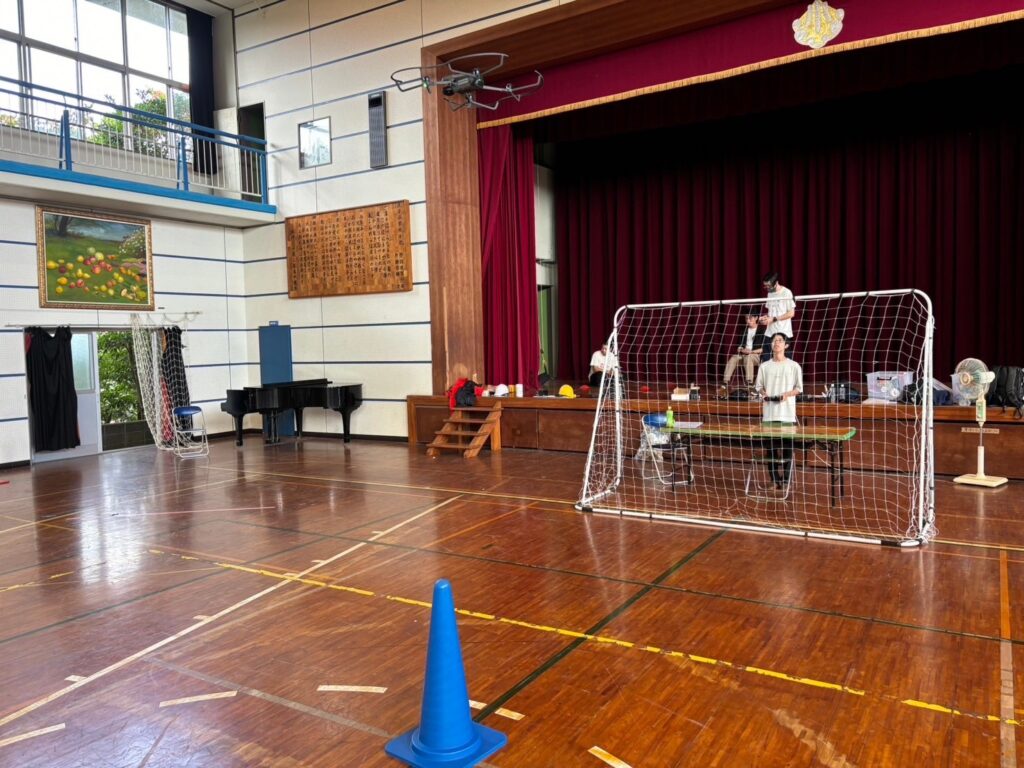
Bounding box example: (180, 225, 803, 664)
(231, 0, 572, 437)
(0, 197, 247, 464)
(0, 0, 576, 462)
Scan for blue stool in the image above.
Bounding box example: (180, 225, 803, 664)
(172, 405, 208, 458)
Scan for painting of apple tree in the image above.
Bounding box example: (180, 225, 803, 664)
(37, 207, 153, 310)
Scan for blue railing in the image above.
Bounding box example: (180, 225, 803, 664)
(0, 75, 269, 206)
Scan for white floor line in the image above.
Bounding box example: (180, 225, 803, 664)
(468, 699, 525, 721)
(317, 685, 387, 694)
(63, 675, 85, 683)
(588, 745, 633, 768)
(0, 495, 462, 730)
(159, 691, 237, 708)
(0, 723, 65, 749)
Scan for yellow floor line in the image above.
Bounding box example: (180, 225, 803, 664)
(146, 548, 1018, 729)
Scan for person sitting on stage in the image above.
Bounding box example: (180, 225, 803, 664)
(755, 333, 803, 488)
(589, 343, 616, 388)
(720, 313, 765, 397)
(758, 270, 796, 362)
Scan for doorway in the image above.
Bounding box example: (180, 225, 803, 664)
(97, 331, 151, 451)
(237, 102, 266, 202)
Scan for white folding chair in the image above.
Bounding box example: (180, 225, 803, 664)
(638, 413, 690, 485)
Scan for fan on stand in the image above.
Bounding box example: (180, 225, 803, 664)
(952, 358, 1008, 488)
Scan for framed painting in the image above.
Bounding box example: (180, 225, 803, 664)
(37, 207, 154, 310)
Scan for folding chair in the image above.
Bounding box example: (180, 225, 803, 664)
(172, 405, 209, 459)
(638, 413, 691, 485)
(745, 437, 794, 500)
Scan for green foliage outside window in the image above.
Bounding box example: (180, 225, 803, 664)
(98, 332, 144, 423)
(87, 87, 190, 158)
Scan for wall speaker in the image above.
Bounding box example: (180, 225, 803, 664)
(368, 91, 388, 169)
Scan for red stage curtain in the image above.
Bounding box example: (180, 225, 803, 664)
(479, 125, 539, 388)
(554, 67, 1024, 380)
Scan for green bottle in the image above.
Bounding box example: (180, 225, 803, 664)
(666, 406, 674, 428)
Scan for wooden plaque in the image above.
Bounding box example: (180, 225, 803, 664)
(286, 201, 412, 298)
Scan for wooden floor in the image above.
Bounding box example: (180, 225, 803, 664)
(0, 437, 1021, 767)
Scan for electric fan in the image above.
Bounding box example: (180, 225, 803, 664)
(952, 358, 1008, 487)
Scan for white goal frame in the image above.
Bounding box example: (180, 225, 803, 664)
(577, 289, 935, 546)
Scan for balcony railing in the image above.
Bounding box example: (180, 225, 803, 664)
(0, 75, 269, 206)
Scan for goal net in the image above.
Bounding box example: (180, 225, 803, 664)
(131, 315, 194, 451)
(579, 290, 935, 545)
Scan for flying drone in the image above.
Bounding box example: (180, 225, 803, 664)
(390, 52, 543, 111)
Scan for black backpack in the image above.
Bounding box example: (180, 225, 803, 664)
(455, 380, 478, 408)
(986, 366, 1024, 418)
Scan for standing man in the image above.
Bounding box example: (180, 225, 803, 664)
(758, 270, 796, 362)
(755, 332, 803, 489)
(720, 313, 765, 397)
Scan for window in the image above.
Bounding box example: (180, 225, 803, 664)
(127, 0, 168, 80)
(169, 8, 188, 84)
(0, 0, 193, 130)
(25, 0, 76, 50)
(71, 333, 95, 392)
(78, 0, 125, 65)
(299, 118, 331, 169)
(0, 0, 18, 34)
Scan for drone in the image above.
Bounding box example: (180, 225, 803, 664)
(390, 52, 543, 112)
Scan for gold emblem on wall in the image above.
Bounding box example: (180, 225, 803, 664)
(792, 0, 845, 50)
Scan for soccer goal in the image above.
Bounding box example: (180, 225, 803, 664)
(131, 314, 195, 452)
(578, 290, 935, 546)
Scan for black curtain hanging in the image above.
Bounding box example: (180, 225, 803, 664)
(25, 327, 80, 451)
(186, 8, 217, 175)
(160, 326, 192, 435)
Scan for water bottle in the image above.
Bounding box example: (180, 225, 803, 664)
(666, 406, 674, 428)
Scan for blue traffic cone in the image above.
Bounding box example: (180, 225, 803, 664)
(386, 579, 507, 767)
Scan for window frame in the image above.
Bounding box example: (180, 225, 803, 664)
(0, 0, 191, 126)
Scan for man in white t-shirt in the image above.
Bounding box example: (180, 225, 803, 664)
(589, 343, 616, 387)
(755, 332, 803, 487)
(758, 270, 796, 362)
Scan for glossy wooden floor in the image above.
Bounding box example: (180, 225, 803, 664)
(0, 437, 1021, 767)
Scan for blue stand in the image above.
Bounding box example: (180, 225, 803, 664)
(385, 580, 507, 767)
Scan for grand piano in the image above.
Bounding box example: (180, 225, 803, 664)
(220, 379, 363, 445)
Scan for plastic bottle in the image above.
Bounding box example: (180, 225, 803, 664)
(666, 406, 675, 428)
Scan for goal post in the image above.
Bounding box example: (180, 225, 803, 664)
(131, 314, 195, 452)
(578, 289, 935, 546)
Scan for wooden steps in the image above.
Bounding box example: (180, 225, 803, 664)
(426, 403, 502, 458)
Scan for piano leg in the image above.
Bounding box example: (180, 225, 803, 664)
(264, 413, 278, 444)
(295, 408, 305, 439)
(341, 407, 353, 443)
(233, 415, 244, 446)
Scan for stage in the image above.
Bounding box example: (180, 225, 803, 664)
(408, 394, 1024, 480)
